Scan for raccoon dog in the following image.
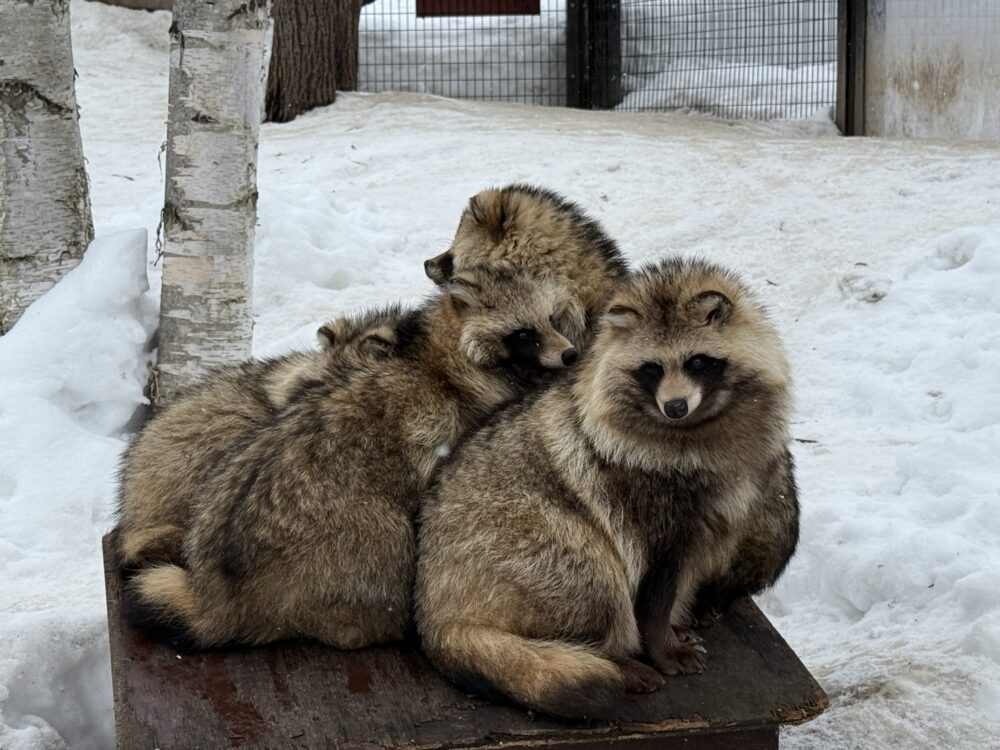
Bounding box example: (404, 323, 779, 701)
(114, 306, 404, 570)
(415, 257, 798, 719)
(424, 184, 628, 346)
(126, 266, 582, 649)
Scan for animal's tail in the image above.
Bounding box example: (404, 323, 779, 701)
(123, 564, 203, 652)
(114, 523, 185, 570)
(426, 623, 624, 719)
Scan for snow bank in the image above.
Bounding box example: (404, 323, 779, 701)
(0, 230, 156, 750)
(617, 60, 835, 119)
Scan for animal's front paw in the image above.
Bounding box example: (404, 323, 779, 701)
(672, 625, 703, 645)
(650, 643, 706, 675)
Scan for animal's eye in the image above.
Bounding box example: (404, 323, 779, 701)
(637, 362, 664, 379)
(514, 328, 538, 343)
(683, 354, 727, 378)
(632, 362, 664, 395)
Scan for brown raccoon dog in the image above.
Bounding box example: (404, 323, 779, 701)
(114, 307, 404, 570)
(415, 257, 798, 719)
(424, 184, 629, 347)
(265, 305, 404, 404)
(124, 266, 582, 650)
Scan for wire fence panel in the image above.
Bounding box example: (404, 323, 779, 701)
(359, 0, 567, 106)
(619, 0, 837, 118)
(358, 0, 837, 119)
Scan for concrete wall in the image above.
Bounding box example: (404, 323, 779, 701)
(865, 0, 1000, 141)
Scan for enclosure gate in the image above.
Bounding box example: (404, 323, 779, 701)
(358, 0, 839, 121)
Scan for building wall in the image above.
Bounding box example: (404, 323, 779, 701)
(865, 0, 1000, 141)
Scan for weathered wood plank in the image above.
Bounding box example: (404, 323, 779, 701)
(416, 1, 541, 17)
(104, 535, 825, 749)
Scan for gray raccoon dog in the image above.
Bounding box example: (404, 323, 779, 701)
(264, 305, 403, 404)
(114, 306, 402, 570)
(125, 265, 582, 650)
(416, 257, 799, 719)
(424, 184, 629, 347)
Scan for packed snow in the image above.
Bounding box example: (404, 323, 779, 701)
(1, 1, 999, 748)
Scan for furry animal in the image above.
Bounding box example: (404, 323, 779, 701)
(415, 257, 798, 719)
(424, 184, 629, 346)
(114, 306, 404, 570)
(264, 305, 404, 406)
(124, 266, 582, 650)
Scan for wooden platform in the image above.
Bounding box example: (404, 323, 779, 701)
(103, 536, 827, 749)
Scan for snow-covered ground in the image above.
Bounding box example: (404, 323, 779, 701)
(2, 1, 999, 747)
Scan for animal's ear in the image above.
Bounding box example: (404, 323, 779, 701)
(603, 300, 640, 329)
(467, 194, 487, 226)
(550, 295, 586, 343)
(317, 319, 349, 349)
(424, 251, 455, 284)
(358, 325, 397, 354)
(686, 291, 733, 326)
(466, 190, 510, 242)
(445, 273, 483, 312)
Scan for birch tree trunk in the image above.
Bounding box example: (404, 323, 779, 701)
(156, 0, 272, 404)
(0, 0, 94, 334)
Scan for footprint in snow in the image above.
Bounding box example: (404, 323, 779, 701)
(839, 272, 891, 304)
(926, 239, 975, 271)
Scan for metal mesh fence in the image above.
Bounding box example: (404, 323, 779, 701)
(357, 0, 837, 119)
(619, 0, 837, 118)
(358, 0, 566, 106)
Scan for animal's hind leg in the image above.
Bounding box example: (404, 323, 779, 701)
(612, 657, 664, 693)
(307, 606, 406, 650)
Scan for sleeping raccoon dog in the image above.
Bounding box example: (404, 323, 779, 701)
(114, 306, 405, 571)
(122, 265, 584, 650)
(415, 257, 799, 719)
(424, 184, 629, 347)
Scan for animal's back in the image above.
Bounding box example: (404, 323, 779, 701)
(115, 362, 278, 568)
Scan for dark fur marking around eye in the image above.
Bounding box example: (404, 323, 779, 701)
(683, 355, 727, 382)
(503, 328, 541, 365)
(632, 361, 664, 397)
(437, 253, 454, 280)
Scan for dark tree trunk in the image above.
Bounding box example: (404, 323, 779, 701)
(333, 0, 363, 91)
(265, 0, 362, 123)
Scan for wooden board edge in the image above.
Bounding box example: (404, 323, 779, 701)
(743, 600, 830, 724)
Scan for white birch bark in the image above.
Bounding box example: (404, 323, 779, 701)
(0, 0, 94, 334)
(156, 0, 272, 404)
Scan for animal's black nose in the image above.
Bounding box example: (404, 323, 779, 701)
(664, 399, 688, 419)
(561, 347, 579, 366)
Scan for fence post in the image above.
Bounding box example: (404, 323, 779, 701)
(566, 0, 587, 107)
(836, 0, 866, 135)
(566, 0, 621, 109)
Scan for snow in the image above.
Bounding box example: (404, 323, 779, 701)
(1, 1, 998, 748)
(616, 60, 835, 119)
